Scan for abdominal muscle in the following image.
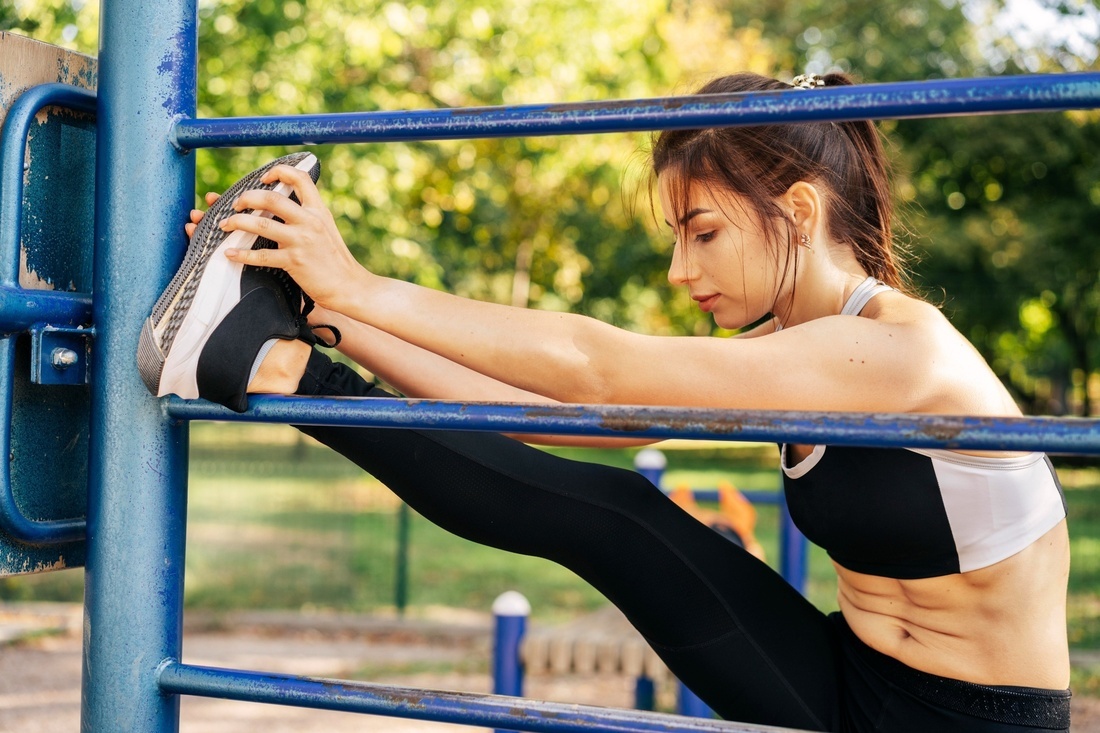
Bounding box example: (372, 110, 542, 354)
(836, 519, 1071, 689)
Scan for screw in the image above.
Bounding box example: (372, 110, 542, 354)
(51, 347, 79, 370)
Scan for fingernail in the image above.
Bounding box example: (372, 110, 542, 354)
(225, 249, 239, 258)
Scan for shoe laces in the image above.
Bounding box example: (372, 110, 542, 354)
(298, 293, 342, 348)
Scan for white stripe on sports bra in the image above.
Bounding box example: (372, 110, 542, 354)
(841, 276, 894, 316)
(774, 275, 893, 331)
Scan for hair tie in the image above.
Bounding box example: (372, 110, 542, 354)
(791, 73, 825, 90)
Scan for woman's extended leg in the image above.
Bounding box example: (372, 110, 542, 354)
(293, 350, 843, 732)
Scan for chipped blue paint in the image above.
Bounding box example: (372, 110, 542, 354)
(169, 395, 1100, 455)
(172, 73, 1100, 149)
(0, 79, 95, 559)
(81, 1, 196, 730)
(1, 335, 88, 546)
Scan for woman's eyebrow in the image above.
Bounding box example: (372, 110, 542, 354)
(663, 208, 714, 229)
(680, 208, 713, 225)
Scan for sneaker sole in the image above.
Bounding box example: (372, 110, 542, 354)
(138, 152, 319, 399)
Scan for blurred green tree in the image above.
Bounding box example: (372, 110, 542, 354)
(741, 0, 1100, 413)
(6, 0, 1100, 412)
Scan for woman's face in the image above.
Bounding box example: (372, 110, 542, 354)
(658, 173, 785, 330)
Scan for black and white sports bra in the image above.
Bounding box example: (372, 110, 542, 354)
(779, 277, 1067, 579)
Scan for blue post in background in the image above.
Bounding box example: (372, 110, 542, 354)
(633, 448, 667, 488)
(634, 677, 656, 711)
(82, 0, 197, 730)
(778, 488, 808, 595)
(493, 591, 531, 733)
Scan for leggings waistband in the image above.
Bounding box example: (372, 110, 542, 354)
(834, 614, 1071, 730)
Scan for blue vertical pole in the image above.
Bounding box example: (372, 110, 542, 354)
(83, 1, 197, 731)
(633, 677, 655, 711)
(492, 591, 530, 733)
(778, 484, 808, 595)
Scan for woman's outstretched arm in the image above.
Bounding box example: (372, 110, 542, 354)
(223, 164, 948, 415)
(313, 307, 658, 448)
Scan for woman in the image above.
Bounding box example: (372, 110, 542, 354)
(139, 72, 1071, 732)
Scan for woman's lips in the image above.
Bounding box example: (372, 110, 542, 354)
(694, 294, 720, 313)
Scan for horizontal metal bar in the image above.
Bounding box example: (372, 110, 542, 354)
(172, 73, 1100, 149)
(0, 286, 92, 336)
(158, 662, 804, 733)
(167, 395, 1100, 455)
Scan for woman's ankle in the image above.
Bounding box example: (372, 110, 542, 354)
(247, 339, 311, 394)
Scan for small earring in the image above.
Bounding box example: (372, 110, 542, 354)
(798, 233, 813, 251)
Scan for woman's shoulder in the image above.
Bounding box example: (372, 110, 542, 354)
(864, 291, 1019, 416)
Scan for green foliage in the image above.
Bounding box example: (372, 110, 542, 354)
(10, 0, 1100, 410)
(191, 0, 706, 333)
(748, 0, 1100, 414)
(2, 0, 98, 53)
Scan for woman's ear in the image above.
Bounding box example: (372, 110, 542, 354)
(782, 181, 822, 235)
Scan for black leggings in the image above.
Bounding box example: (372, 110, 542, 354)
(294, 351, 1070, 733)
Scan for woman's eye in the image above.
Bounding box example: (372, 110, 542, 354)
(695, 231, 716, 243)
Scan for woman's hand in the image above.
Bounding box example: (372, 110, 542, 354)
(184, 191, 220, 239)
(220, 164, 368, 311)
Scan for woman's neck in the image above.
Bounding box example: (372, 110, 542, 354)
(774, 246, 870, 329)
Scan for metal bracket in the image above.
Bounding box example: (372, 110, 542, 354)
(29, 324, 93, 385)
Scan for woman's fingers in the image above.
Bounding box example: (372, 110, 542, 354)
(224, 245, 292, 270)
(220, 210, 295, 242)
(185, 193, 222, 237)
(261, 164, 324, 209)
(233, 188, 306, 223)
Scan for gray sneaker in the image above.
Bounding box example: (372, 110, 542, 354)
(137, 152, 336, 412)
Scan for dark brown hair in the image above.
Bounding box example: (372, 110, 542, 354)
(651, 72, 906, 291)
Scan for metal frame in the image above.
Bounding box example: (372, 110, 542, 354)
(69, 0, 1100, 731)
(0, 83, 97, 545)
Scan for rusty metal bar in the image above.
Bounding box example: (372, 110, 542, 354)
(157, 661, 806, 733)
(166, 395, 1100, 455)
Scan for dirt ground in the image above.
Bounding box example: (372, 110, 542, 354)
(1, 602, 1098, 732)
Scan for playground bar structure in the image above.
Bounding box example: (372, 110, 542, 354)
(26, 0, 1091, 730)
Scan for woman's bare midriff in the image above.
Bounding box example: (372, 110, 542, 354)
(835, 519, 1071, 689)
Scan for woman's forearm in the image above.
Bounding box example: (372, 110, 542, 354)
(319, 308, 657, 448)
(329, 269, 617, 405)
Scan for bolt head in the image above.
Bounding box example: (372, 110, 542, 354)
(50, 347, 79, 369)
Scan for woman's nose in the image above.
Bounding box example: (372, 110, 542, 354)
(667, 242, 690, 285)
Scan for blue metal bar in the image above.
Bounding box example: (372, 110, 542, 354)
(172, 73, 1100, 149)
(168, 395, 1100, 455)
(0, 83, 95, 333)
(0, 287, 93, 335)
(157, 662, 804, 733)
(0, 84, 95, 544)
(0, 336, 85, 543)
(82, 0, 196, 731)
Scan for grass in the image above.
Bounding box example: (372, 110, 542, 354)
(1, 424, 1096, 648)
